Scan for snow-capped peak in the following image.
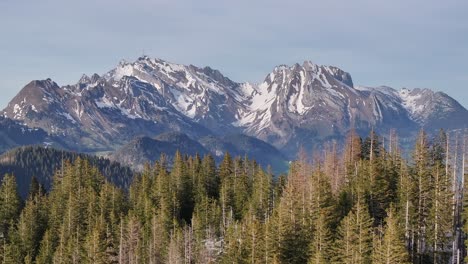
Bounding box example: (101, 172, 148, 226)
(3, 56, 467, 158)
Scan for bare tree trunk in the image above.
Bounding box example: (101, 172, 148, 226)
(452, 135, 459, 263)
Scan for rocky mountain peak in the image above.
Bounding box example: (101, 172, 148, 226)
(78, 74, 91, 84)
(77, 73, 101, 86)
(2, 56, 467, 159)
(267, 61, 354, 90)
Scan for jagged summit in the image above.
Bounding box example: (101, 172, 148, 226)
(2, 56, 467, 158)
(267, 61, 354, 88)
(77, 73, 100, 86)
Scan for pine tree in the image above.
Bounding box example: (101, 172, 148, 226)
(333, 194, 373, 264)
(244, 212, 266, 264)
(397, 158, 414, 260)
(361, 129, 381, 161)
(219, 152, 233, 183)
(220, 222, 249, 264)
(171, 151, 194, 223)
(83, 217, 107, 264)
(412, 129, 433, 262)
(15, 189, 47, 262)
(274, 161, 311, 264)
(249, 166, 273, 221)
(201, 154, 219, 200)
(324, 141, 341, 194)
(428, 160, 453, 263)
(372, 206, 410, 264)
(308, 210, 332, 264)
(343, 129, 362, 187)
(0, 174, 21, 239)
(35, 230, 54, 264)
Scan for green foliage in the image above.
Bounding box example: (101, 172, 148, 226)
(1, 129, 467, 263)
(333, 195, 373, 264)
(372, 206, 410, 264)
(0, 146, 134, 198)
(0, 174, 21, 239)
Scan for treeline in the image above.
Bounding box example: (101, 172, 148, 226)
(0, 146, 134, 198)
(0, 129, 467, 263)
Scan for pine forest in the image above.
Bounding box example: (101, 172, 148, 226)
(1, 128, 468, 264)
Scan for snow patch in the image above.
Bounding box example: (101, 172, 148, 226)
(95, 96, 117, 109)
(60, 112, 77, 124)
(112, 64, 134, 80)
(399, 88, 424, 115)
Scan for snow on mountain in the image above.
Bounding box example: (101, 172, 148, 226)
(234, 62, 417, 153)
(2, 56, 467, 158)
(2, 65, 212, 151)
(399, 88, 427, 118)
(102, 56, 249, 131)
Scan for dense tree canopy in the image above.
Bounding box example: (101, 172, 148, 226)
(0, 129, 467, 263)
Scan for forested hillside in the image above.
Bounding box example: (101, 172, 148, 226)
(0, 129, 467, 263)
(0, 146, 134, 198)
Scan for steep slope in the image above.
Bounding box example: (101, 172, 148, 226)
(3, 56, 467, 160)
(398, 88, 468, 130)
(2, 74, 211, 151)
(103, 56, 249, 133)
(237, 63, 417, 156)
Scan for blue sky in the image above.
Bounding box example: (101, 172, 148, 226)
(1, 0, 467, 108)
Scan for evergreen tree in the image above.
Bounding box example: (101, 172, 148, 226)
(343, 129, 362, 187)
(411, 129, 433, 262)
(428, 160, 453, 263)
(333, 194, 373, 264)
(14, 189, 47, 262)
(308, 210, 332, 264)
(274, 161, 311, 264)
(372, 206, 410, 264)
(201, 154, 219, 199)
(1, 131, 465, 264)
(0, 174, 21, 239)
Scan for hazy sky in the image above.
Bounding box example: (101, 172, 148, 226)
(1, 0, 467, 108)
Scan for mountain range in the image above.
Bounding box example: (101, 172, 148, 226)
(2, 56, 467, 170)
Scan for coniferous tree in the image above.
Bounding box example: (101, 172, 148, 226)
(308, 210, 332, 264)
(0, 174, 21, 239)
(372, 206, 410, 264)
(343, 129, 362, 187)
(14, 187, 47, 263)
(412, 129, 433, 262)
(202, 154, 219, 199)
(2, 130, 467, 264)
(274, 161, 311, 264)
(333, 193, 373, 264)
(35, 230, 54, 264)
(244, 212, 266, 264)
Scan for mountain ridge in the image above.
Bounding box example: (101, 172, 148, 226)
(2, 56, 467, 160)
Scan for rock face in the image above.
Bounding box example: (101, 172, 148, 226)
(3, 56, 468, 159)
(2, 67, 212, 152)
